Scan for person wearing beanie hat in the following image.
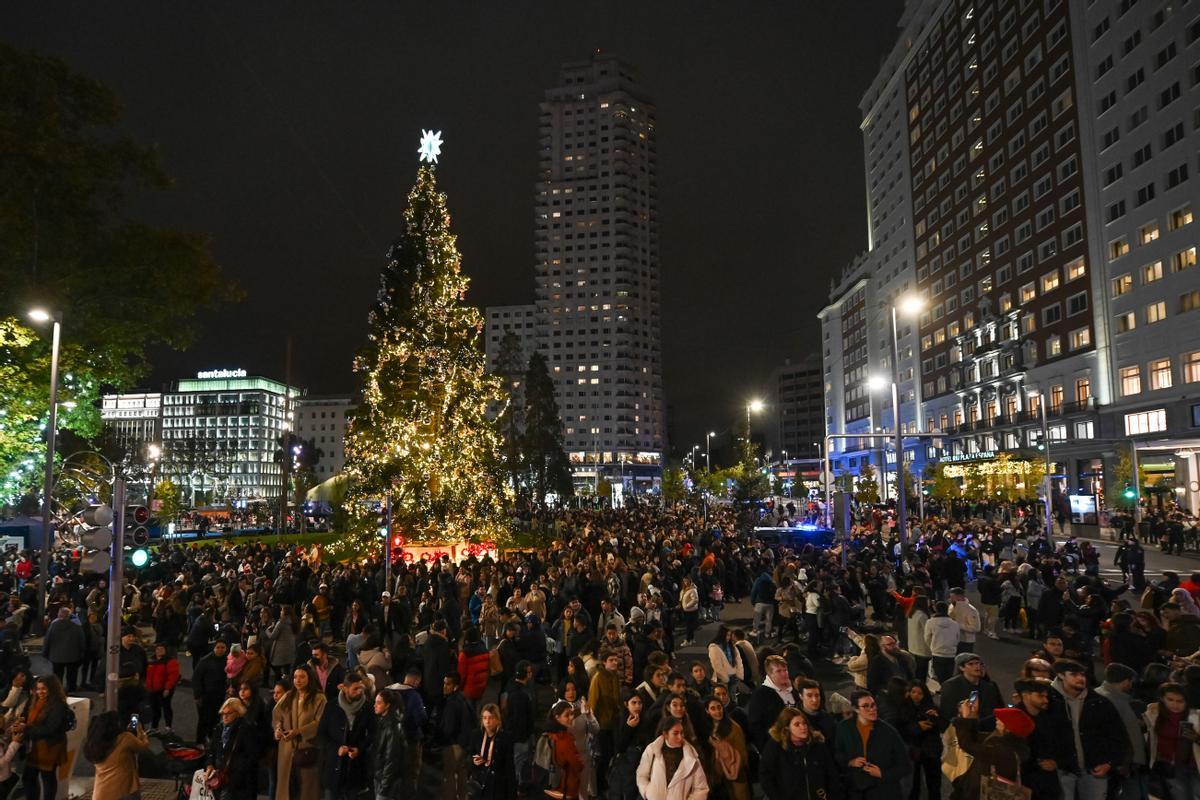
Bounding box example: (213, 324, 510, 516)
(938, 652, 1003, 723)
(952, 699, 1031, 800)
(993, 707, 1035, 738)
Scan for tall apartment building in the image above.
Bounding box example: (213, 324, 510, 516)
(484, 304, 538, 375)
(534, 53, 666, 482)
(821, 0, 929, 493)
(767, 355, 826, 460)
(822, 0, 1200, 514)
(292, 396, 355, 480)
(1073, 0, 1200, 510)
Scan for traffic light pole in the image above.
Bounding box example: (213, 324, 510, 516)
(106, 478, 127, 713)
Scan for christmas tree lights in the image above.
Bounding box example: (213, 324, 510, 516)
(342, 164, 509, 550)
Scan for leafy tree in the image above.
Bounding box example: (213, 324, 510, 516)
(854, 464, 880, 505)
(1107, 445, 1145, 509)
(660, 466, 687, 505)
(929, 462, 961, 501)
(961, 463, 989, 500)
(275, 433, 324, 530)
(900, 463, 916, 500)
(343, 165, 508, 544)
(0, 44, 239, 507)
(493, 330, 527, 493)
(154, 479, 181, 526)
(731, 464, 772, 506)
(521, 352, 573, 504)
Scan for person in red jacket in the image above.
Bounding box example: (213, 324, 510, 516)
(545, 700, 585, 800)
(144, 642, 180, 734)
(457, 628, 491, 704)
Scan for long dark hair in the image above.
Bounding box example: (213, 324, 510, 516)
(83, 711, 123, 764)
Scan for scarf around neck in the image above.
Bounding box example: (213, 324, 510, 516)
(339, 691, 366, 729)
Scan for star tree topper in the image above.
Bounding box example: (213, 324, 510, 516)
(418, 129, 443, 164)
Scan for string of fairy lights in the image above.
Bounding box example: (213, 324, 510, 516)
(338, 158, 510, 553)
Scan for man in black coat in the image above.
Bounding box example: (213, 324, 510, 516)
(798, 679, 838, 743)
(632, 621, 665, 682)
(440, 672, 477, 800)
(866, 634, 916, 695)
(42, 607, 85, 692)
(976, 565, 1003, 639)
(309, 642, 345, 703)
(747, 654, 798, 750)
(192, 639, 229, 745)
(187, 609, 215, 673)
(938, 652, 1004, 725)
(117, 627, 148, 719)
(419, 621, 455, 708)
(1047, 659, 1129, 800)
(1014, 679, 1065, 800)
(504, 661, 536, 781)
(316, 672, 377, 798)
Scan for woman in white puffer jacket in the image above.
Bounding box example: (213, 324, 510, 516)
(707, 626, 745, 688)
(637, 716, 710, 800)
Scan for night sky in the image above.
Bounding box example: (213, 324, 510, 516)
(5, 1, 906, 456)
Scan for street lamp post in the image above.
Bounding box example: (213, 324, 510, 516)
(28, 308, 62, 633)
(745, 400, 764, 467)
(868, 374, 908, 544)
(705, 431, 715, 472)
(1029, 389, 1054, 540)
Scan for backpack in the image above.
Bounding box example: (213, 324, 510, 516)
(488, 647, 503, 677)
(531, 732, 561, 789)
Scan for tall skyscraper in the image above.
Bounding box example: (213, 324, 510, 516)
(534, 53, 666, 482)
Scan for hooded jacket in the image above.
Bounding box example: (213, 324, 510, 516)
(924, 615, 961, 658)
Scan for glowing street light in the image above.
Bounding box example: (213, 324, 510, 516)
(896, 294, 926, 318)
(745, 399, 765, 448)
(27, 307, 63, 632)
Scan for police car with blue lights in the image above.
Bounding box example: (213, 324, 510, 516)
(751, 523, 837, 550)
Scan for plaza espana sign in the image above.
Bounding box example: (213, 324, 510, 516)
(943, 450, 997, 463)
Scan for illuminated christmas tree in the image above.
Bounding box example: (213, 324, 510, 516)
(343, 154, 508, 546)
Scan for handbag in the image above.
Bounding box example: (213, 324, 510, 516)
(979, 757, 1032, 800)
(205, 724, 243, 790)
(293, 745, 319, 768)
(204, 769, 227, 791)
(941, 725, 973, 783)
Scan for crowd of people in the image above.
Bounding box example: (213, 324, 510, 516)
(0, 499, 1198, 800)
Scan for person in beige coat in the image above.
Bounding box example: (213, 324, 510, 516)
(273, 666, 327, 800)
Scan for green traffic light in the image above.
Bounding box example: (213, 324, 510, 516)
(1123, 488, 1135, 499)
(131, 548, 149, 567)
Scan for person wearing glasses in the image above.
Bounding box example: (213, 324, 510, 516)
(833, 690, 911, 800)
